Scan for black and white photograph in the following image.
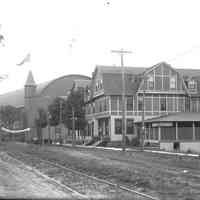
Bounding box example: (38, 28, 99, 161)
(0, 0, 199, 199)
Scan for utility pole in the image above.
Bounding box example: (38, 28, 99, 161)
(47, 111, 51, 144)
(141, 74, 147, 150)
(59, 100, 62, 144)
(72, 106, 75, 147)
(141, 89, 145, 150)
(111, 49, 132, 151)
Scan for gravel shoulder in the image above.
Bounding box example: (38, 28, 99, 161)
(0, 151, 77, 199)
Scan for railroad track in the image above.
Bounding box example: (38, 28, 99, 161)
(6, 150, 159, 200)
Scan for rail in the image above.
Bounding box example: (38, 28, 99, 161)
(7, 151, 159, 200)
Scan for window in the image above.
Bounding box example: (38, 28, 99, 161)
(87, 89, 91, 98)
(155, 76, 162, 90)
(188, 80, 196, 89)
(167, 97, 173, 111)
(185, 97, 190, 112)
(111, 96, 118, 111)
(99, 101, 103, 112)
(178, 97, 185, 112)
(115, 119, 122, 134)
(138, 96, 143, 111)
(55, 127, 61, 134)
(170, 77, 176, 89)
(191, 98, 197, 112)
(153, 96, 159, 111)
(100, 79, 103, 89)
(145, 97, 152, 111)
(147, 75, 154, 89)
(160, 97, 166, 111)
(126, 96, 133, 111)
(104, 98, 107, 111)
(92, 104, 95, 113)
(126, 119, 134, 134)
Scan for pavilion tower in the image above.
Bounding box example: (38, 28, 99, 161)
(24, 70, 37, 140)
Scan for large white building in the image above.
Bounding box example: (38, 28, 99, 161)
(85, 62, 200, 152)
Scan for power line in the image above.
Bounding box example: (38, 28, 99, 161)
(166, 45, 200, 63)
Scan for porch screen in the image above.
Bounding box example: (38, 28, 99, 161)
(178, 122, 193, 140)
(149, 127, 158, 140)
(161, 127, 176, 140)
(195, 122, 200, 140)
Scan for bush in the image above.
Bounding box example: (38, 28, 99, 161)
(125, 136, 130, 145)
(186, 149, 192, 154)
(130, 137, 140, 146)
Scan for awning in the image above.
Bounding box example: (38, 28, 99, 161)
(142, 112, 200, 123)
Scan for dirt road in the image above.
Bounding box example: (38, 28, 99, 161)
(2, 142, 200, 200)
(0, 152, 77, 199)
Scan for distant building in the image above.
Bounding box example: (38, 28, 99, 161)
(0, 71, 90, 141)
(85, 62, 200, 152)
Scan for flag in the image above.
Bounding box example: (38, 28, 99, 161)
(0, 74, 8, 81)
(0, 34, 4, 42)
(17, 53, 31, 66)
(0, 34, 5, 46)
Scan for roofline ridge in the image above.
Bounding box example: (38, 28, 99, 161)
(39, 74, 90, 95)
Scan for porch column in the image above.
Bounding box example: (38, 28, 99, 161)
(110, 116, 115, 140)
(149, 126, 151, 140)
(103, 120, 105, 137)
(158, 126, 161, 141)
(109, 117, 111, 136)
(144, 126, 147, 140)
(93, 119, 98, 137)
(109, 96, 111, 114)
(193, 121, 195, 140)
(175, 122, 178, 140)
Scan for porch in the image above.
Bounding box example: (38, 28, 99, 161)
(144, 112, 200, 153)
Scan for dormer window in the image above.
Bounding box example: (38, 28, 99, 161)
(188, 80, 196, 89)
(147, 75, 154, 89)
(170, 76, 176, 89)
(95, 79, 103, 91)
(95, 84, 98, 91)
(99, 79, 103, 89)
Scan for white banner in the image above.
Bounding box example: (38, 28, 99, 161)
(1, 127, 30, 134)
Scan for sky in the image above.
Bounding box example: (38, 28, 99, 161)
(0, 0, 200, 94)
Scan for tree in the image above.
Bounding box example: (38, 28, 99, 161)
(35, 108, 47, 128)
(35, 108, 47, 143)
(63, 89, 86, 134)
(48, 97, 65, 126)
(0, 105, 19, 128)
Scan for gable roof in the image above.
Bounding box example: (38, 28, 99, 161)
(102, 73, 140, 95)
(176, 68, 200, 78)
(95, 63, 200, 96)
(96, 65, 146, 75)
(96, 63, 200, 78)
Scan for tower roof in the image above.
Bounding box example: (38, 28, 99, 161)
(25, 70, 36, 86)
